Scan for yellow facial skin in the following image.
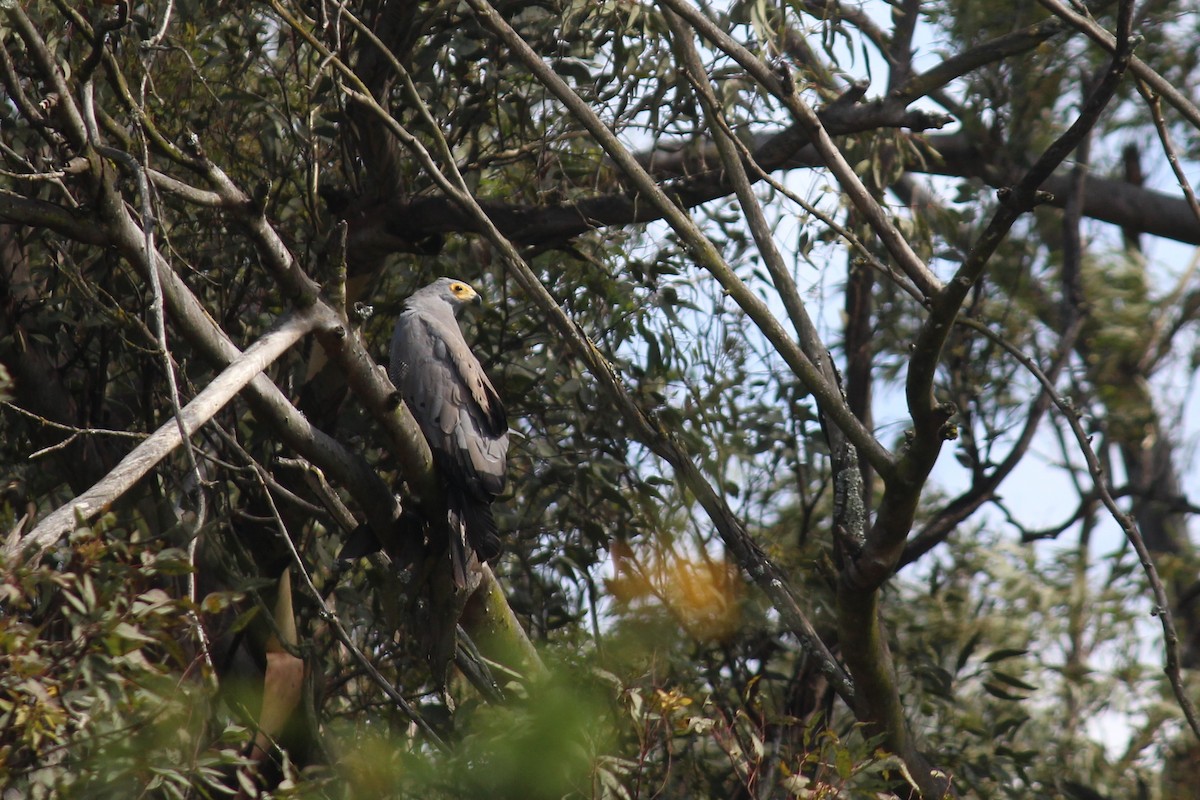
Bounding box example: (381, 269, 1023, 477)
(448, 281, 477, 302)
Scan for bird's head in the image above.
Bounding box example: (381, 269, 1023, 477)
(424, 276, 483, 313)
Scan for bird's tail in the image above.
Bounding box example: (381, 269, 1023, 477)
(463, 500, 502, 563)
(446, 505, 472, 590)
(446, 489, 502, 589)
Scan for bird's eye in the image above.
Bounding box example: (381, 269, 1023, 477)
(451, 283, 465, 293)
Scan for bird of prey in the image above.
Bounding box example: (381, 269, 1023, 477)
(389, 277, 509, 587)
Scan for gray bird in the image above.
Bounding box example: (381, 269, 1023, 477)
(390, 277, 509, 587)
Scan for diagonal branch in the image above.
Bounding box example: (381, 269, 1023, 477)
(2, 4, 88, 149)
(892, 15, 1069, 103)
(902, 0, 1136, 494)
(8, 307, 323, 561)
(960, 310, 1200, 744)
(655, 0, 942, 300)
(899, 314, 1086, 566)
(462, 0, 893, 478)
(664, 4, 868, 559)
(663, 10, 834, 399)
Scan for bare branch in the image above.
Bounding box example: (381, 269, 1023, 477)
(147, 169, 226, 207)
(2, 401, 148, 442)
(664, 10, 836, 402)
(1137, 81, 1200, 243)
(8, 307, 324, 562)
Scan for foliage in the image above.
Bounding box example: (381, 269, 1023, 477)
(0, 524, 248, 797)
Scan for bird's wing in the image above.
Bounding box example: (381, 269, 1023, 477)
(390, 309, 508, 498)
(441, 322, 508, 437)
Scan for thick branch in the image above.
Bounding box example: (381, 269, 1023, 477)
(926, 133, 1200, 244)
(667, 5, 867, 560)
(0, 189, 110, 246)
(909, 2, 1134, 444)
(348, 129, 1200, 250)
(8, 308, 322, 561)
(833, 7, 1135, 796)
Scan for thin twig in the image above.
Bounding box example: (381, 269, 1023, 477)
(142, 0, 175, 48)
(3, 401, 148, 440)
(959, 317, 1200, 744)
(1135, 88, 1200, 227)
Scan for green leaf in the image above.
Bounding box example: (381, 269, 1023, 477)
(112, 622, 157, 645)
(955, 630, 984, 673)
(982, 681, 1029, 701)
(990, 671, 1039, 692)
(982, 648, 1029, 664)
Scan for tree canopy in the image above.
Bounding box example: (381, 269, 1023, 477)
(3, 0, 1200, 797)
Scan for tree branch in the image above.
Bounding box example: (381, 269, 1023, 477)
(337, 127, 1200, 251)
(899, 0, 1136, 520)
(832, 6, 1136, 796)
(899, 314, 1086, 566)
(959, 302, 1200, 744)
(0, 190, 110, 246)
(655, 0, 943, 300)
(7, 308, 323, 561)
(892, 15, 1069, 103)
(467, 0, 894, 479)
(2, 4, 88, 150)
